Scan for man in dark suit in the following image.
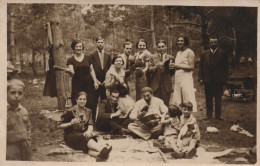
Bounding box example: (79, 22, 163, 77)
(96, 89, 131, 134)
(199, 36, 229, 120)
(147, 40, 175, 107)
(89, 37, 112, 120)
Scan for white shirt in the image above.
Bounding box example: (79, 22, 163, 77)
(129, 96, 168, 120)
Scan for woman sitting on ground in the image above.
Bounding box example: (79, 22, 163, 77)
(58, 91, 112, 162)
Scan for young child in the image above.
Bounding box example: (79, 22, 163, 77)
(161, 104, 182, 153)
(58, 91, 112, 162)
(7, 79, 31, 160)
(172, 102, 200, 159)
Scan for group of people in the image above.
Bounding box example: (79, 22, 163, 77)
(6, 34, 229, 161)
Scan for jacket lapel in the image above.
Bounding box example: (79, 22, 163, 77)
(94, 51, 102, 70)
(154, 53, 161, 64)
(103, 52, 108, 70)
(205, 50, 210, 65)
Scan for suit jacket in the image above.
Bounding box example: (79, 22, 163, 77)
(199, 48, 229, 84)
(148, 53, 174, 93)
(90, 50, 112, 83)
(97, 99, 115, 120)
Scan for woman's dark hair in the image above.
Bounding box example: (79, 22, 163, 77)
(112, 55, 124, 65)
(179, 102, 193, 111)
(168, 104, 182, 118)
(136, 39, 148, 49)
(75, 91, 87, 101)
(176, 35, 189, 46)
(71, 40, 84, 50)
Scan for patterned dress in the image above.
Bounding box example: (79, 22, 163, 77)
(61, 105, 96, 153)
(133, 50, 152, 101)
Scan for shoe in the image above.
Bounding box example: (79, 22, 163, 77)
(185, 148, 197, 159)
(216, 117, 224, 121)
(98, 145, 112, 160)
(171, 152, 185, 159)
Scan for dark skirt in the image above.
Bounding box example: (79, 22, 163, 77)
(71, 75, 91, 105)
(135, 74, 147, 101)
(64, 131, 97, 153)
(43, 70, 57, 97)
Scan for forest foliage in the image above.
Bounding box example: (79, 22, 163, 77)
(7, 4, 257, 71)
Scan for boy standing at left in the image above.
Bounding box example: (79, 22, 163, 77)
(7, 79, 31, 160)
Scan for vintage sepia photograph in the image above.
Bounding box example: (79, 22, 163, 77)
(2, 0, 258, 165)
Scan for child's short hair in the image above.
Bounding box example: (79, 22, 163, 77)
(179, 102, 193, 111)
(7, 79, 25, 91)
(168, 104, 182, 117)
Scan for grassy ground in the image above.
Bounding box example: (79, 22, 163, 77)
(16, 64, 257, 162)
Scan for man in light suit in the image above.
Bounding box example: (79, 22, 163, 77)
(89, 37, 112, 120)
(199, 35, 229, 120)
(147, 40, 175, 107)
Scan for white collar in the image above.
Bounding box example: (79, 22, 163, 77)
(210, 48, 218, 54)
(97, 49, 104, 54)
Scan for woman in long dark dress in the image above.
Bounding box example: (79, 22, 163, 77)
(66, 40, 99, 118)
(58, 91, 112, 161)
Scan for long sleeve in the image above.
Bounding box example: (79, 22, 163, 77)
(98, 100, 113, 119)
(159, 99, 168, 114)
(224, 50, 229, 82)
(129, 103, 141, 120)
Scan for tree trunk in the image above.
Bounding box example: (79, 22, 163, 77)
(48, 7, 70, 110)
(31, 48, 38, 76)
(150, 6, 156, 53)
(9, 8, 16, 65)
(200, 8, 209, 50)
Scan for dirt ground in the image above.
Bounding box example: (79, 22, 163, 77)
(18, 65, 257, 163)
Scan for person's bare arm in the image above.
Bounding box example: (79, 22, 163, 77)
(175, 50, 195, 71)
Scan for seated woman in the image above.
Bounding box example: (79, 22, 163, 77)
(96, 56, 135, 133)
(58, 91, 112, 162)
(104, 55, 135, 118)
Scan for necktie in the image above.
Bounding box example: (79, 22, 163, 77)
(160, 54, 163, 62)
(99, 50, 104, 69)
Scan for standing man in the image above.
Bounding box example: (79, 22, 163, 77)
(198, 35, 229, 120)
(120, 41, 135, 70)
(119, 41, 135, 79)
(96, 89, 131, 134)
(147, 40, 175, 107)
(128, 87, 168, 140)
(90, 37, 112, 120)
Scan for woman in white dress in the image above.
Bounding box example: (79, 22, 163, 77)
(172, 36, 197, 112)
